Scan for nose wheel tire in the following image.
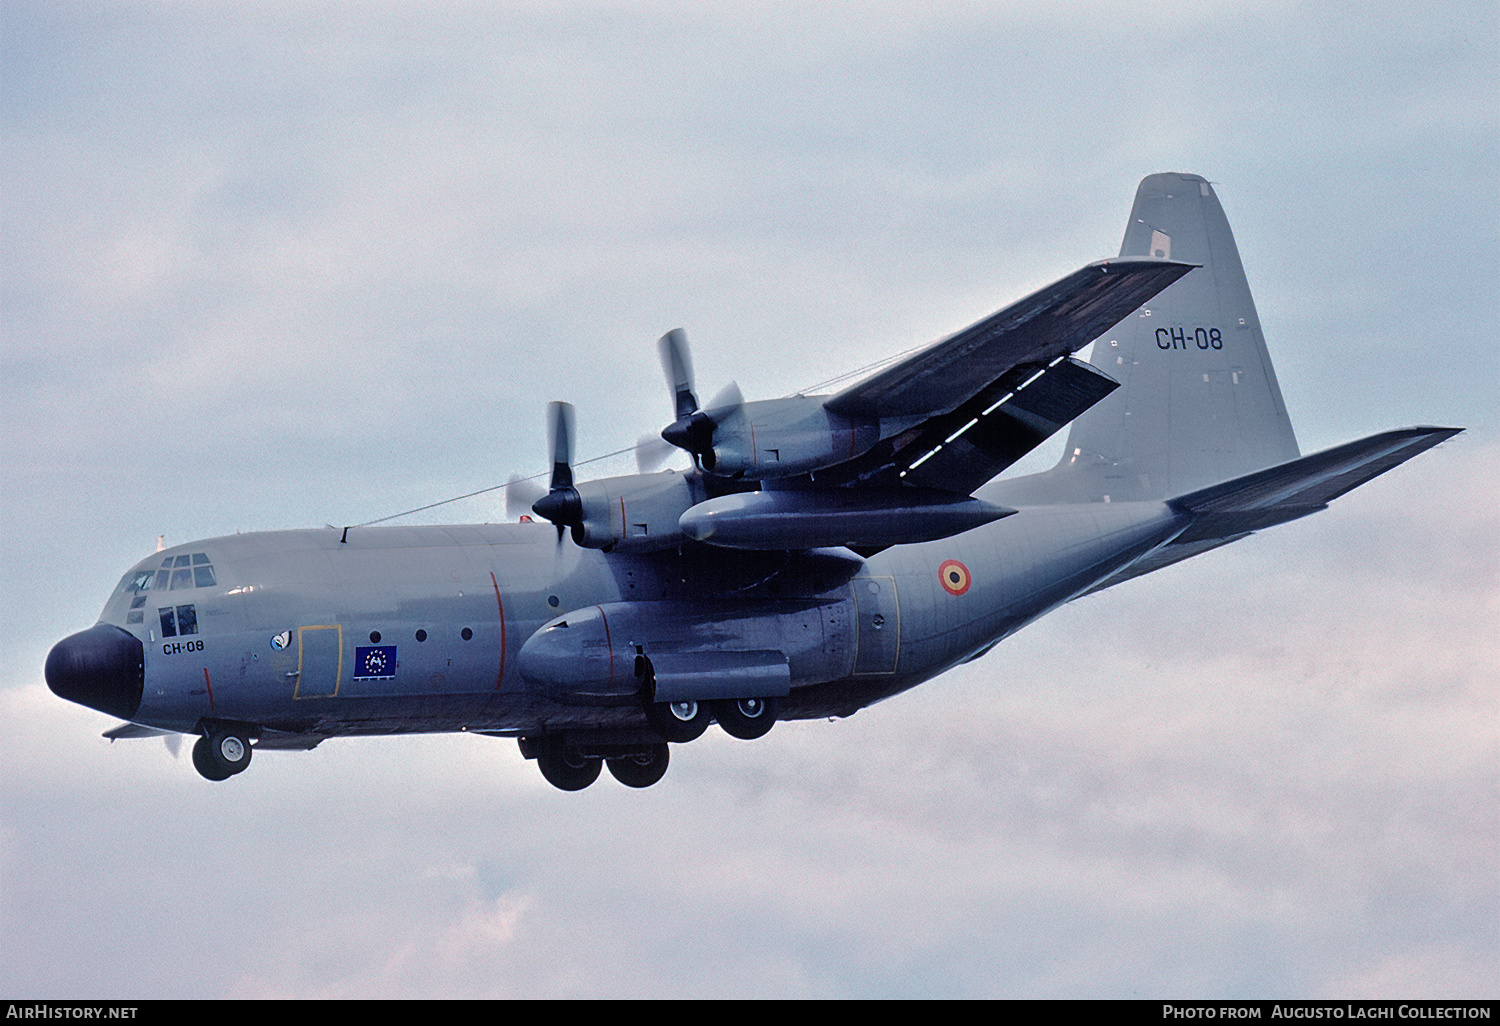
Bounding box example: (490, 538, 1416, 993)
(535, 739, 602, 791)
(713, 696, 777, 740)
(644, 699, 711, 743)
(192, 730, 252, 781)
(606, 743, 670, 788)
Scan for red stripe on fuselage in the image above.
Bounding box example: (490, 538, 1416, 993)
(490, 571, 507, 690)
(597, 604, 614, 682)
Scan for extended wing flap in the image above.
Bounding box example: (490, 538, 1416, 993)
(901, 356, 1120, 493)
(826, 257, 1194, 420)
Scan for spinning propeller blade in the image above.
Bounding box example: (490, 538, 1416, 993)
(635, 433, 678, 474)
(657, 329, 741, 472)
(505, 474, 546, 519)
(531, 401, 583, 541)
(659, 328, 698, 422)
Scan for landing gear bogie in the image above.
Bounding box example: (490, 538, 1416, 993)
(644, 699, 711, 743)
(713, 696, 777, 740)
(534, 738, 602, 791)
(606, 743, 669, 788)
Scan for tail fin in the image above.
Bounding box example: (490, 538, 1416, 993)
(991, 173, 1300, 504)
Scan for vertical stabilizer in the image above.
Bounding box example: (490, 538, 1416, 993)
(989, 173, 1300, 505)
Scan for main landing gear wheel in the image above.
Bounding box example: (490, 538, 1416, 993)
(644, 699, 711, 743)
(192, 730, 252, 781)
(535, 739, 602, 791)
(606, 743, 670, 788)
(713, 696, 777, 740)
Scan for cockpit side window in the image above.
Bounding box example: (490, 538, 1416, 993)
(157, 604, 198, 637)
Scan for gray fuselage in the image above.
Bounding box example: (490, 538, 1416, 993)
(91, 500, 1185, 742)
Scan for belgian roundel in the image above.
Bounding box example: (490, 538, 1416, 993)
(938, 559, 971, 596)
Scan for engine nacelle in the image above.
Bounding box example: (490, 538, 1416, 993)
(706, 396, 880, 480)
(517, 598, 855, 706)
(568, 471, 698, 553)
(679, 487, 1015, 550)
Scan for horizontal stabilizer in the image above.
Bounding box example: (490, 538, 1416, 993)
(1079, 426, 1462, 595)
(1168, 426, 1463, 525)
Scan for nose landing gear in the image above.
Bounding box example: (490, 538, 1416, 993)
(192, 727, 254, 781)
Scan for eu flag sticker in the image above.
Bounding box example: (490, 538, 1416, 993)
(354, 645, 397, 680)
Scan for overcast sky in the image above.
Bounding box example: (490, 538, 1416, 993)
(2, 1, 1495, 999)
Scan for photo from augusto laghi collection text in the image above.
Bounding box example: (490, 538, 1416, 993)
(1162, 1006, 1493, 1020)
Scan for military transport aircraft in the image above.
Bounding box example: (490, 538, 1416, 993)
(45, 173, 1460, 790)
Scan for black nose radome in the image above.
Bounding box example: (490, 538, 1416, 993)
(46, 624, 144, 720)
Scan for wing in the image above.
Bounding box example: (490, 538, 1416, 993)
(817, 257, 1195, 493)
(826, 258, 1194, 420)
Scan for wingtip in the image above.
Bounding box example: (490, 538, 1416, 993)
(1086, 256, 1199, 273)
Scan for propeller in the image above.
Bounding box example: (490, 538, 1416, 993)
(657, 328, 742, 472)
(634, 432, 678, 474)
(505, 474, 546, 519)
(530, 401, 583, 541)
(660, 328, 698, 423)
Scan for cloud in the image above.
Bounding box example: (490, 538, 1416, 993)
(2, 0, 1494, 999)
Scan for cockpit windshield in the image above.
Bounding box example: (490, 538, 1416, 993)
(118, 553, 217, 595)
(116, 553, 219, 626)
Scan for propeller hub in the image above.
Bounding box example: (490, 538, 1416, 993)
(661, 411, 717, 469)
(532, 486, 582, 529)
